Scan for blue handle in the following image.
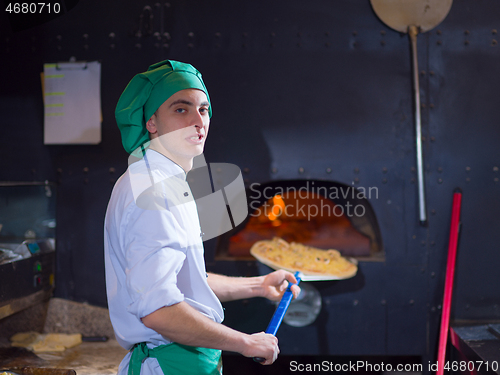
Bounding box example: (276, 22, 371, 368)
(265, 271, 302, 335)
(253, 272, 301, 363)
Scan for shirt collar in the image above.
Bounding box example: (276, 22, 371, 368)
(145, 148, 187, 181)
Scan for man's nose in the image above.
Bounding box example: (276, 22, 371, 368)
(191, 112, 207, 129)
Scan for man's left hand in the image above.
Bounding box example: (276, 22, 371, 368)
(260, 270, 301, 301)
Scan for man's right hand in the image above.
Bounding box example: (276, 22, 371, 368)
(240, 332, 280, 365)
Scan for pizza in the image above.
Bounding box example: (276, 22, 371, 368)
(250, 237, 357, 279)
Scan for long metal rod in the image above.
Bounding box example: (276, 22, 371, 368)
(409, 25, 427, 225)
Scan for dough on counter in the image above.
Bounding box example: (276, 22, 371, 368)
(10, 332, 82, 352)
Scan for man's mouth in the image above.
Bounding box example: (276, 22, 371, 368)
(188, 133, 204, 143)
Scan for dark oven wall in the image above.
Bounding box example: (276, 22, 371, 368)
(1, 0, 499, 363)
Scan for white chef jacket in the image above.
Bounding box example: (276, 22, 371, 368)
(104, 149, 224, 375)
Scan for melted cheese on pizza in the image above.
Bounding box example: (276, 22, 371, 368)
(250, 237, 357, 278)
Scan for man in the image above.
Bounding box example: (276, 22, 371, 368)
(104, 60, 300, 375)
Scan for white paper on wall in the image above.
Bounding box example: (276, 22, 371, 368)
(43, 61, 101, 145)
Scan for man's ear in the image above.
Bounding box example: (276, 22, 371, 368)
(146, 115, 157, 135)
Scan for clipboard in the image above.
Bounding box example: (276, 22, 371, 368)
(43, 59, 101, 145)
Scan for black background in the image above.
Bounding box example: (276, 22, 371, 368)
(1, 0, 499, 367)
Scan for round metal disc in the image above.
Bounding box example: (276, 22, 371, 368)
(370, 0, 453, 33)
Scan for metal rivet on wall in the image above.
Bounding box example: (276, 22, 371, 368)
(437, 167, 443, 173)
(326, 168, 332, 174)
(298, 167, 304, 174)
(382, 167, 388, 174)
(243, 168, 250, 174)
(382, 178, 387, 184)
(494, 166, 499, 172)
(270, 32, 276, 48)
(83, 33, 89, 50)
(465, 166, 471, 172)
(493, 29, 498, 35)
(437, 178, 443, 184)
(109, 32, 116, 49)
(271, 168, 278, 174)
(492, 40, 498, 46)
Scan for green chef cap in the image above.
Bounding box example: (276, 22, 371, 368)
(115, 60, 212, 155)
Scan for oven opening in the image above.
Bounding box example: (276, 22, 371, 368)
(215, 180, 383, 261)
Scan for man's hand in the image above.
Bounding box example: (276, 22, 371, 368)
(239, 332, 279, 365)
(260, 270, 301, 301)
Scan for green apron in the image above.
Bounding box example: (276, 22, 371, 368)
(128, 342, 222, 375)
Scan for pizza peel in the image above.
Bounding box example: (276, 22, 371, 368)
(370, 0, 453, 225)
(252, 247, 358, 362)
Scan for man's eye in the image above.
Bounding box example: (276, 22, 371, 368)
(175, 108, 186, 113)
(200, 107, 209, 114)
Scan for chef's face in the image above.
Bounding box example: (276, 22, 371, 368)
(146, 89, 210, 171)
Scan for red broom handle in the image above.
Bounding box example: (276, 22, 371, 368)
(436, 189, 463, 375)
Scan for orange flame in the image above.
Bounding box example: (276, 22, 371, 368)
(267, 194, 285, 226)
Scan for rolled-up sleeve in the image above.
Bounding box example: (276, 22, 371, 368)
(123, 201, 187, 319)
